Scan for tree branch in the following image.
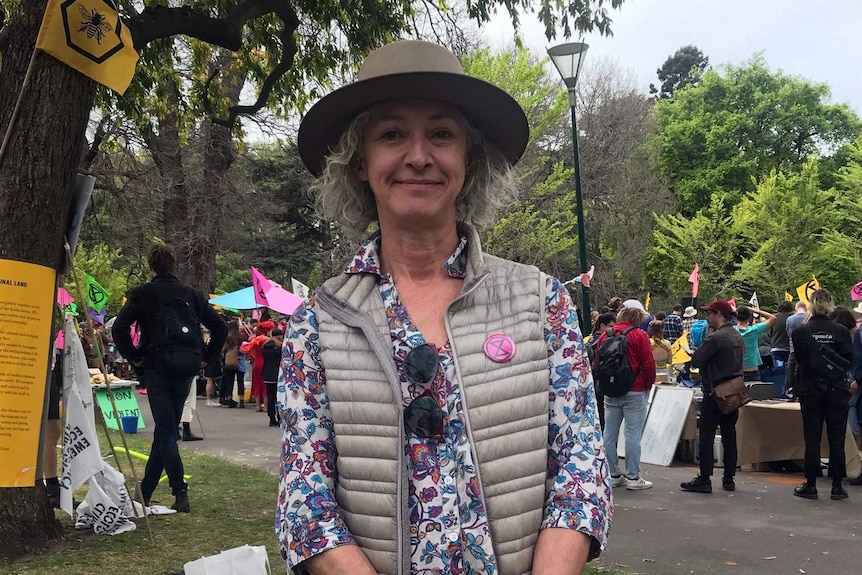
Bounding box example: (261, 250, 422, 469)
(127, 0, 300, 128)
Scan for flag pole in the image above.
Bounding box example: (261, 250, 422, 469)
(0, 48, 39, 167)
(64, 240, 154, 542)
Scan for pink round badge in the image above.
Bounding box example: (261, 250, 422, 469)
(483, 333, 516, 363)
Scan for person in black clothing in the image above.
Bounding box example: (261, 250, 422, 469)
(769, 301, 795, 365)
(262, 328, 284, 426)
(790, 289, 854, 501)
(112, 244, 228, 512)
(680, 299, 744, 494)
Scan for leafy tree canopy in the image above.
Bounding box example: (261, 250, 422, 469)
(653, 56, 862, 216)
(649, 44, 709, 99)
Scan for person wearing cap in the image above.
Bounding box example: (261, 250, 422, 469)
(276, 40, 611, 575)
(734, 305, 776, 380)
(680, 300, 744, 494)
(261, 327, 284, 427)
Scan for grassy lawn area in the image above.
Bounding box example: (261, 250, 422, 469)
(0, 428, 628, 575)
(1, 429, 281, 575)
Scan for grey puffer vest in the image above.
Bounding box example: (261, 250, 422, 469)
(315, 224, 549, 575)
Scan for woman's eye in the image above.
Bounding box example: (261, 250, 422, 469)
(433, 129, 454, 139)
(379, 129, 401, 140)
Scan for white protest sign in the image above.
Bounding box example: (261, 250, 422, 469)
(60, 317, 103, 516)
(291, 278, 310, 299)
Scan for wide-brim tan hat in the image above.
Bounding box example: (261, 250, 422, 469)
(683, 306, 698, 318)
(297, 40, 530, 177)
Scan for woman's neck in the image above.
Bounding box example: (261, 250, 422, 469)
(377, 220, 460, 283)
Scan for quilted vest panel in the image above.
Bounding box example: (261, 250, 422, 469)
(317, 227, 549, 575)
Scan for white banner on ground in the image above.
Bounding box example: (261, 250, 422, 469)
(290, 278, 310, 299)
(60, 317, 103, 516)
(75, 463, 136, 535)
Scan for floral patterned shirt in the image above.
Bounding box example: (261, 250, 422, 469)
(276, 235, 612, 574)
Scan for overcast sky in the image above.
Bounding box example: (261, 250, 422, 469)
(482, 0, 861, 114)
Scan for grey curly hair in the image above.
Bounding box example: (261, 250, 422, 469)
(312, 105, 520, 233)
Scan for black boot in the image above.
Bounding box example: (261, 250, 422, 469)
(181, 422, 203, 441)
(172, 489, 190, 513)
(45, 477, 61, 508)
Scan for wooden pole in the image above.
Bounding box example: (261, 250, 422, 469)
(64, 241, 154, 540)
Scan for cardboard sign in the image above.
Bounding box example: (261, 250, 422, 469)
(94, 384, 143, 430)
(0, 259, 56, 487)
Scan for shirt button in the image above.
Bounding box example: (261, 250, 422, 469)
(447, 531, 459, 543)
(444, 476, 454, 486)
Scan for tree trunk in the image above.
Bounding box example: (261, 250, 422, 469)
(186, 57, 243, 293)
(0, 0, 95, 557)
(141, 82, 192, 283)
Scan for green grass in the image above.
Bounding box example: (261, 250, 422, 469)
(0, 429, 281, 575)
(0, 428, 629, 575)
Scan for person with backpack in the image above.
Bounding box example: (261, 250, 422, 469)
(594, 301, 656, 490)
(789, 289, 853, 501)
(680, 299, 744, 494)
(112, 243, 228, 513)
(586, 312, 618, 432)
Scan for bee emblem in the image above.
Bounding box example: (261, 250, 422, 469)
(77, 6, 113, 44)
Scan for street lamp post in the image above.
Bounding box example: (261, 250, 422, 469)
(548, 42, 592, 335)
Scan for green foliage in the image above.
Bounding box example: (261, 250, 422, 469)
(646, 194, 740, 301)
(649, 45, 709, 99)
(483, 162, 579, 278)
(462, 46, 579, 278)
(236, 142, 326, 288)
(65, 243, 145, 318)
(647, 160, 862, 309)
(653, 56, 862, 215)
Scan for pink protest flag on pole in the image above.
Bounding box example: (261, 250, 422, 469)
(688, 263, 700, 298)
(579, 265, 595, 289)
(851, 280, 862, 302)
(57, 287, 74, 307)
(251, 266, 271, 307)
(250, 266, 304, 316)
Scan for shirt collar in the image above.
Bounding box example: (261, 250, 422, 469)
(344, 233, 468, 279)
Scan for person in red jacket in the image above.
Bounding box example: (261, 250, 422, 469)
(594, 301, 657, 490)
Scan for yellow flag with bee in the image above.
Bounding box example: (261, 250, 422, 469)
(36, 0, 138, 94)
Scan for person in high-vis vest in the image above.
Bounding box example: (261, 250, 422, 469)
(275, 40, 612, 575)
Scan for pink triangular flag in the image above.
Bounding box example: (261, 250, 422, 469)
(688, 263, 700, 298)
(57, 287, 74, 307)
(251, 266, 271, 307)
(851, 280, 862, 302)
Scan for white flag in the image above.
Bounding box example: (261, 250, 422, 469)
(291, 278, 310, 299)
(74, 463, 137, 535)
(60, 317, 103, 516)
(749, 291, 759, 308)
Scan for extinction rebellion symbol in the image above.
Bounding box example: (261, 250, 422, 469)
(59, 0, 125, 63)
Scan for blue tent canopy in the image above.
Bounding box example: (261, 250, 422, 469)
(208, 287, 257, 310)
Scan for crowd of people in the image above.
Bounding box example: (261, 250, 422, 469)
(585, 290, 861, 502)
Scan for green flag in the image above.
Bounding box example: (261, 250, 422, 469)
(64, 302, 78, 316)
(85, 275, 110, 312)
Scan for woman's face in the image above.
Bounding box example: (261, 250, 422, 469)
(356, 99, 468, 230)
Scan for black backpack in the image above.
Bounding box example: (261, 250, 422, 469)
(595, 326, 639, 397)
(801, 325, 850, 383)
(152, 296, 204, 378)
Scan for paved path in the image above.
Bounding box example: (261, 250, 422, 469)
(135, 394, 862, 574)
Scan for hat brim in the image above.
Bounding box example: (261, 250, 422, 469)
(297, 72, 530, 177)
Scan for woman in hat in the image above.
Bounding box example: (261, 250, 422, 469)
(276, 40, 610, 575)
